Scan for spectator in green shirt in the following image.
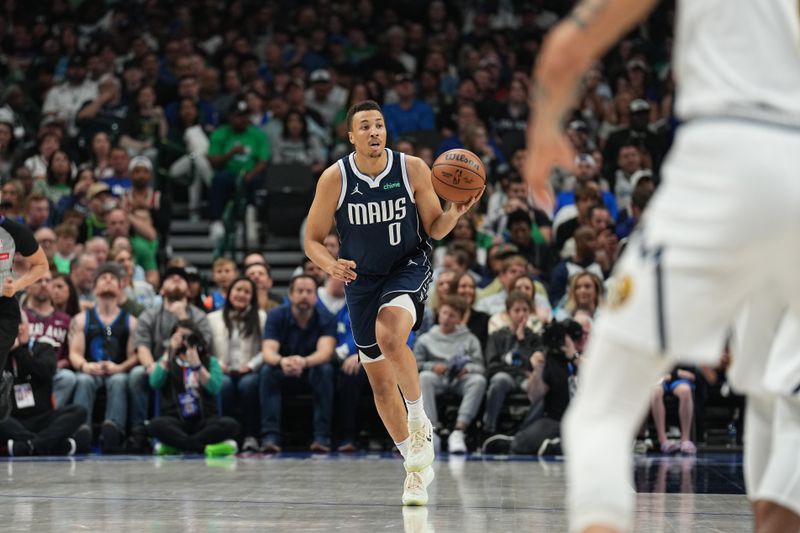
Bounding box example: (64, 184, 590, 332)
(207, 97, 270, 243)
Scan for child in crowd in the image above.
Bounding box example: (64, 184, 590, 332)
(204, 257, 238, 311)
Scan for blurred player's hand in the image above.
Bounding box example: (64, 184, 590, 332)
(328, 259, 357, 283)
(524, 125, 574, 216)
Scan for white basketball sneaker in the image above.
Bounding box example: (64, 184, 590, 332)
(405, 418, 435, 472)
(402, 465, 435, 506)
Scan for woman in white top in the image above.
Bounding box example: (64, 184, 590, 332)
(207, 277, 266, 452)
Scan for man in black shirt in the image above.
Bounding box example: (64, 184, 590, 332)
(0, 214, 49, 420)
(0, 313, 88, 456)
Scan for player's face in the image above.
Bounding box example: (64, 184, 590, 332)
(349, 110, 386, 158)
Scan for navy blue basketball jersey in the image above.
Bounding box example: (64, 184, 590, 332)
(334, 148, 431, 276)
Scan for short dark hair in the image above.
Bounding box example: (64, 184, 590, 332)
(289, 274, 318, 292)
(346, 100, 383, 132)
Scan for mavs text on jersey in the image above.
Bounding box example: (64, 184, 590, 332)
(333, 148, 432, 359)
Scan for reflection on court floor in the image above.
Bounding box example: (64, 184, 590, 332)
(0, 453, 751, 532)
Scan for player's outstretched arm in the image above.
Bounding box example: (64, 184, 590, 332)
(7, 246, 49, 296)
(524, 0, 659, 213)
(407, 155, 480, 240)
(304, 163, 357, 282)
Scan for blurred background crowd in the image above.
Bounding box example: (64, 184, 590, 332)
(0, 0, 740, 458)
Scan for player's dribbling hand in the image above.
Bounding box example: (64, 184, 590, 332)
(524, 124, 575, 216)
(328, 259, 357, 283)
(2, 277, 16, 298)
(448, 189, 483, 217)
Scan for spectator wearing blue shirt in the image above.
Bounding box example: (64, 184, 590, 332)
(382, 73, 435, 142)
(99, 147, 132, 198)
(164, 76, 219, 131)
(259, 275, 336, 453)
(554, 154, 618, 220)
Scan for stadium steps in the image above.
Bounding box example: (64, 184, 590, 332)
(168, 217, 305, 296)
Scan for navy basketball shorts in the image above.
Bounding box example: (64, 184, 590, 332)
(345, 257, 431, 363)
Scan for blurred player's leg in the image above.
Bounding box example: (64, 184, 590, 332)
(750, 395, 800, 533)
(564, 331, 670, 532)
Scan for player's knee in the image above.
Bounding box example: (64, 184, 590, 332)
(369, 374, 397, 398)
(375, 327, 405, 356)
(652, 386, 664, 400)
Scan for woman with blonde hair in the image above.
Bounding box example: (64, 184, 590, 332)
(555, 271, 604, 321)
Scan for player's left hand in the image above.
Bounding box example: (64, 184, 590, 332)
(448, 189, 483, 217)
(2, 277, 16, 298)
(524, 124, 575, 216)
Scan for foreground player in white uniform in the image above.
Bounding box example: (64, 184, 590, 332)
(731, 289, 800, 533)
(525, 1, 800, 532)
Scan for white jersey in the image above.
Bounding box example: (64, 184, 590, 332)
(674, 0, 800, 123)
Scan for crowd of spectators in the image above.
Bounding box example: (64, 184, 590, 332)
(0, 0, 714, 456)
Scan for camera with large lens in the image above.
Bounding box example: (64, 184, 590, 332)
(541, 319, 584, 355)
(176, 332, 206, 357)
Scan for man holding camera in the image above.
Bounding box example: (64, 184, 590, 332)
(484, 316, 589, 455)
(128, 267, 212, 448)
(413, 295, 486, 454)
(68, 262, 138, 452)
(146, 319, 239, 456)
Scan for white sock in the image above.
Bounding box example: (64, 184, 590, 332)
(405, 396, 425, 422)
(395, 436, 410, 460)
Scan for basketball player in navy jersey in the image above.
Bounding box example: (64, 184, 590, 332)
(0, 209, 49, 420)
(305, 100, 480, 505)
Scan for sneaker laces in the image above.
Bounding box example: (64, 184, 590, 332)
(404, 471, 424, 493)
(408, 423, 430, 453)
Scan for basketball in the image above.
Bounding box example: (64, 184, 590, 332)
(431, 149, 486, 203)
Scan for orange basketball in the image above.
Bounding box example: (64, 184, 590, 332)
(431, 149, 486, 203)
